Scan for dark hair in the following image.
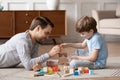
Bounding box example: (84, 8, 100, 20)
(29, 16, 54, 30)
(76, 16, 97, 33)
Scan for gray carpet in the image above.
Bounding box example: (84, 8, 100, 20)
(0, 57, 120, 80)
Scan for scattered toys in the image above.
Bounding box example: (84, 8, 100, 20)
(33, 65, 94, 77)
(33, 52, 95, 77)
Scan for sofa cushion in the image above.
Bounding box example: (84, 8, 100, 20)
(116, 4, 120, 17)
(100, 18, 120, 28)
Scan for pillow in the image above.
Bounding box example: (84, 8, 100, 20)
(116, 4, 120, 17)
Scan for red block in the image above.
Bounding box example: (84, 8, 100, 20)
(84, 69, 89, 73)
(52, 66, 59, 72)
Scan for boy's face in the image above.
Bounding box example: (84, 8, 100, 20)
(80, 29, 94, 39)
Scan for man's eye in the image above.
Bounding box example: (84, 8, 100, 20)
(45, 32, 49, 35)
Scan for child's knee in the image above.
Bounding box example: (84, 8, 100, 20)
(69, 60, 77, 68)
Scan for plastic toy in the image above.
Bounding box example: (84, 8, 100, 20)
(38, 69, 46, 75)
(47, 67, 54, 74)
(52, 66, 59, 72)
(83, 67, 89, 73)
(73, 70, 79, 76)
(89, 70, 94, 75)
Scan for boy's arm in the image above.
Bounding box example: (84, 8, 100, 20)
(61, 42, 87, 49)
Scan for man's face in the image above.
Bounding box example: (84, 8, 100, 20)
(80, 30, 94, 39)
(35, 25, 52, 43)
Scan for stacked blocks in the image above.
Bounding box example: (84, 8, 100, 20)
(47, 67, 54, 74)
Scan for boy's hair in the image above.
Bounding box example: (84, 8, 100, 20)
(76, 16, 97, 33)
(29, 16, 54, 30)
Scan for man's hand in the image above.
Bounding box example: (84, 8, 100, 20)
(48, 45, 61, 57)
(32, 62, 42, 72)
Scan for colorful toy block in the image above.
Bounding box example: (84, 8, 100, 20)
(38, 69, 46, 75)
(52, 66, 59, 72)
(89, 70, 94, 75)
(69, 68, 74, 74)
(83, 67, 89, 74)
(47, 67, 54, 74)
(43, 67, 47, 73)
(73, 70, 79, 76)
(78, 67, 84, 74)
(63, 65, 70, 74)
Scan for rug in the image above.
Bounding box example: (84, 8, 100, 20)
(60, 57, 120, 80)
(0, 57, 120, 80)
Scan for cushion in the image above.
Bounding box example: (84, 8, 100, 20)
(116, 4, 120, 17)
(100, 18, 120, 28)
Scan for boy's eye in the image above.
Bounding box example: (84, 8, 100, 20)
(81, 33, 84, 35)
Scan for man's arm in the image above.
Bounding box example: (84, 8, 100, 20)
(16, 43, 60, 70)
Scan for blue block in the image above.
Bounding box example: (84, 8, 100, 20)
(38, 69, 46, 75)
(89, 70, 94, 75)
(73, 71, 79, 76)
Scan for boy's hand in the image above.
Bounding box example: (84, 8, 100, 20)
(71, 56, 80, 60)
(32, 62, 42, 72)
(48, 45, 61, 57)
(60, 43, 68, 48)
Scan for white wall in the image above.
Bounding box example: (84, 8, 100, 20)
(1, 0, 120, 42)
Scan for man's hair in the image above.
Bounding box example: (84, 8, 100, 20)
(29, 16, 54, 30)
(76, 16, 97, 33)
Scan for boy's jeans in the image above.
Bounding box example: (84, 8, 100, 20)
(69, 49, 99, 69)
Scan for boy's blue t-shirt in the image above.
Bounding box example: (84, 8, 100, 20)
(84, 32, 108, 68)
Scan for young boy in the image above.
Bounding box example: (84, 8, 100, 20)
(60, 16, 108, 69)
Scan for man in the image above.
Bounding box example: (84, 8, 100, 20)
(0, 16, 61, 71)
